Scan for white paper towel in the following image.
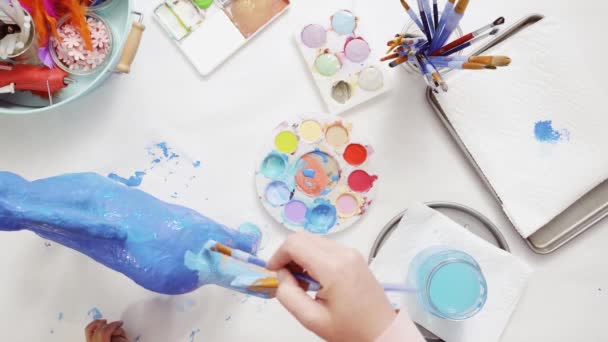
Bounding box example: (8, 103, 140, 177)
(371, 203, 533, 342)
(436, 18, 608, 238)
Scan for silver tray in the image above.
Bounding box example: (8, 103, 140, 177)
(426, 14, 608, 254)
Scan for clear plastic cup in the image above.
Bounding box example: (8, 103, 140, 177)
(407, 246, 487, 320)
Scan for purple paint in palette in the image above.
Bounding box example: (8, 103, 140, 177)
(284, 200, 307, 224)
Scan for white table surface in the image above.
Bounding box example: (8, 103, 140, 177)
(1, 0, 607, 341)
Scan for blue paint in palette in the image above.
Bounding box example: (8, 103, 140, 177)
(261, 153, 287, 180)
(534, 120, 570, 144)
(302, 168, 316, 178)
(264, 181, 292, 207)
(107, 171, 146, 187)
(305, 199, 337, 234)
(331, 10, 356, 35)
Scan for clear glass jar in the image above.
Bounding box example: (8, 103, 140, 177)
(407, 246, 487, 320)
(88, 0, 116, 12)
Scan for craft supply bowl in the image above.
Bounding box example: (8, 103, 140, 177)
(89, 0, 116, 12)
(400, 18, 463, 74)
(0, 0, 143, 115)
(6, 8, 36, 59)
(50, 12, 114, 76)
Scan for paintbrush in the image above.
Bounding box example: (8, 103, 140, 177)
(419, 54, 448, 91)
(431, 17, 505, 56)
(440, 28, 500, 56)
(416, 0, 434, 41)
(430, 0, 470, 52)
(389, 55, 409, 68)
(433, 61, 495, 70)
(433, 0, 439, 29)
(399, 0, 429, 42)
(206, 240, 417, 294)
(430, 55, 511, 67)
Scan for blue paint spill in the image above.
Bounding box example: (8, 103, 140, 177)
(88, 307, 103, 320)
(189, 329, 201, 342)
(534, 120, 570, 144)
(58, 312, 64, 321)
(157, 142, 170, 158)
(193, 161, 201, 168)
(107, 171, 146, 187)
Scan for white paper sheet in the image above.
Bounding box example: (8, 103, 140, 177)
(436, 18, 608, 237)
(371, 203, 533, 342)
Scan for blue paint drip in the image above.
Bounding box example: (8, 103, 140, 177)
(0, 172, 271, 297)
(88, 307, 103, 320)
(534, 120, 570, 144)
(189, 328, 201, 342)
(107, 172, 146, 187)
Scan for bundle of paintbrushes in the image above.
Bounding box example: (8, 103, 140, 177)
(382, 0, 511, 93)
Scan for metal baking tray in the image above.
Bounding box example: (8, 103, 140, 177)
(426, 14, 608, 254)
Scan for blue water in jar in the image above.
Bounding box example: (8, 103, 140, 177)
(408, 247, 487, 320)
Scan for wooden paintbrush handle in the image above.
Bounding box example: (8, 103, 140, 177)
(115, 21, 145, 74)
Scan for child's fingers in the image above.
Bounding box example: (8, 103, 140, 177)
(100, 321, 124, 340)
(85, 320, 106, 340)
(275, 269, 331, 335)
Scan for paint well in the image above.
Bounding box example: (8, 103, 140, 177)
(230, 0, 289, 38)
(348, 170, 377, 193)
(343, 143, 367, 166)
(305, 201, 337, 233)
(429, 262, 485, 317)
(301, 24, 327, 48)
(295, 151, 341, 196)
(265, 181, 292, 207)
(331, 10, 356, 35)
(314, 53, 341, 76)
(358, 66, 384, 91)
(344, 38, 370, 63)
(299, 120, 323, 142)
(331, 80, 352, 104)
(325, 124, 349, 148)
(336, 193, 358, 217)
(274, 131, 299, 154)
(284, 200, 308, 224)
(261, 153, 286, 179)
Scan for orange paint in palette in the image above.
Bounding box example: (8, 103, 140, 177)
(295, 10, 392, 114)
(256, 115, 378, 234)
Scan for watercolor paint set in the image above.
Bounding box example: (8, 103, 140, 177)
(255, 115, 378, 235)
(154, 0, 290, 76)
(294, 10, 392, 114)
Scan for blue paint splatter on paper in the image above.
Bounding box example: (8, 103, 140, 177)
(193, 161, 201, 168)
(88, 307, 103, 320)
(108, 171, 146, 187)
(58, 312, 64, 321)
(534, 120, 570, 144)
(189, 329, 201, 342)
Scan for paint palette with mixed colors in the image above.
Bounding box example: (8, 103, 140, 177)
(255, 116, 378, 234)
(295, 10, 392, 114)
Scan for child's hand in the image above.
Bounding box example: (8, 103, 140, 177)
(268, 232, 396, 342)
(85, 320, 129, 342)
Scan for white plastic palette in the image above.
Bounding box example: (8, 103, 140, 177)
(255, 115, 378, 235)
(154, 0, 290, 76)
(294, 10, 392, 114)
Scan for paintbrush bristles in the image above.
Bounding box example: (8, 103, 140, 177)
(469, 56, 511, 66)
(494, 17, 505, 26)
(454, 0, 470, 14)
(400, 0, 411, 11)
(461, 62, 486, 70)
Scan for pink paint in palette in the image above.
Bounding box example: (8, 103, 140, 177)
(295, 10, 392, 114)
(255, 115, 378, 234)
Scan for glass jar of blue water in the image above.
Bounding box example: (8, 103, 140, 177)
(408, 247, 487, 320)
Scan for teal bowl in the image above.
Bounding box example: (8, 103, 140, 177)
(0, 0, 134, 115)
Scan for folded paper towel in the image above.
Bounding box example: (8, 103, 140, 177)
(370, 203, 533, 342)
(435, 18, 608, 238)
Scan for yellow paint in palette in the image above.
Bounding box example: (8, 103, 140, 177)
(299, 120, 323, 142)
(274, 131, 299, 154)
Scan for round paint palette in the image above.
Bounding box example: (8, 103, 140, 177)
(256, 116, 378, 234)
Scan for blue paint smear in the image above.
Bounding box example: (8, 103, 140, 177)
(302, 169, 316, 178)
(189, 329, 201, 342)
(88, 307, 103, 320)
(534, 120, 570, 144)
(157, 142, 170, 158)
(193, 161, 201, 168)
(0, 172, 272, 297)
(107, 172, 146, 187)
